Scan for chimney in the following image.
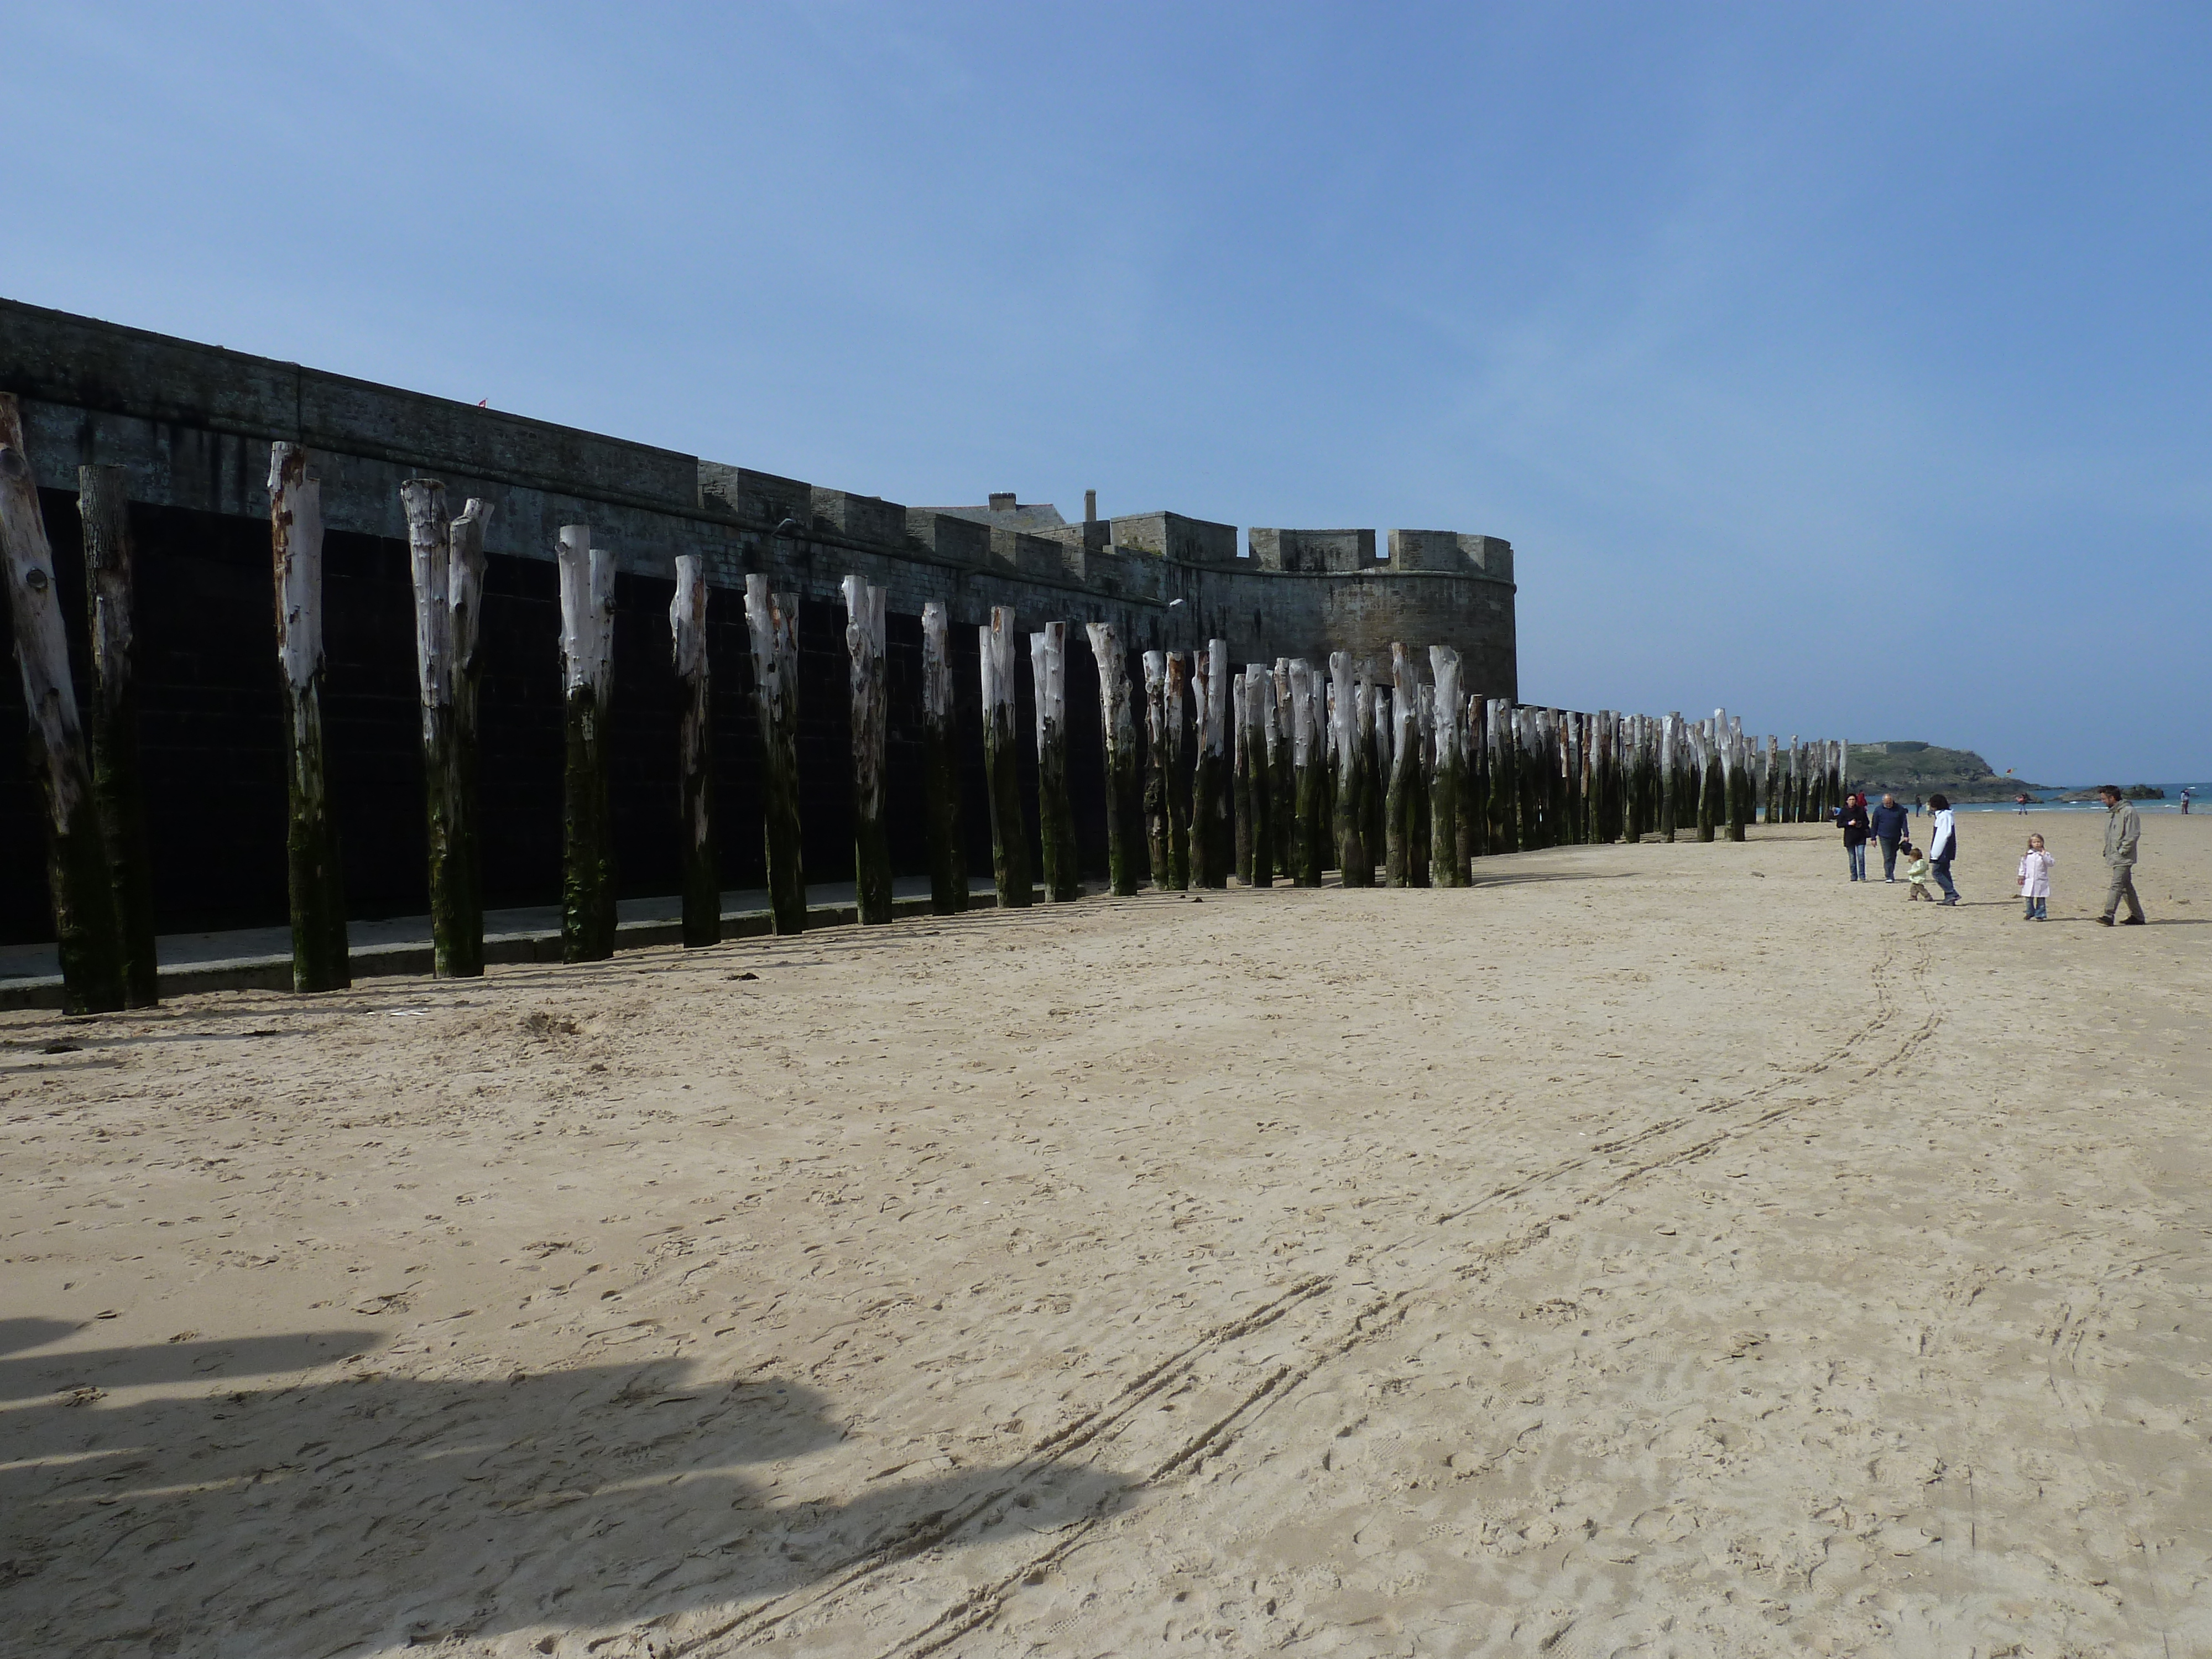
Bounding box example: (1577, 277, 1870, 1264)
(988, 492, 1016, 513)
(1084, 489, 1097, 523)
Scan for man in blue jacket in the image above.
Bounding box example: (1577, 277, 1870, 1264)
(1870, 793, 1910, 881)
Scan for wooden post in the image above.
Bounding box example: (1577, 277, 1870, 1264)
(556, 528, 618, 961)
(1190, 639, 1230, 887)
(267, 443, 350, 993)
(1385, 645, 1416, 887)
(0, 404, 126, 1012)
(1239, 668, 1256, 889)
(401, 478, 471, 975)
(1328, 652, 1369, 884)
(841, 575, 891, 924)
(1086, 623, 1139, 896)
(1141, 649, 1172, 888)
(75, 463, 157, 1006)
(1518, 708, 1541, 848)
(1269, 661, 1295, 875)
(920, 602, 967, 914)
(1287, 659, 1321, 885)
(745, 573, 806, 933)
(1244, 662, 1275, 886)
(670, 556, 718, 946)
(1165, 651, 1192, 888)
(1032, 622, 1080, 901)
(1658, 713, 1678, 841)
(447, 497, 492, 974)
(1411, 683, 1434, 884)
(1464, 693, 1486, 862)
(1427, 648, 1464, 886)
(1728, 718, 1749, 841)
(1364, 679, 1389, 875)
(980, 607, 1032, 907)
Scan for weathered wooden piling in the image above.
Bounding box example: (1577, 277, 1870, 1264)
(557, 527, 618, 962)
(1411, 682, 1435, 884)
(1269, 661, 1295, 876)
(1658, 713, 1679, 842)
(447, 497, 492, 972)
(671, 556, 718, 945)
(1363, 679, 1387, 874)
(1244, 662, 1274, 887)
(1165, 652, 1192, 889)
(268, 442, 350, 993)
(1191, 639, 1231, 888)
(75, 463, 157, 1005)
(401, 479, 472, 975)
(1385, 645, 1418, 886)
(1088, 622, 1140, 896)
(1329, 652, 1371, 884)
(1464, 693, 1486, 863)
(1032, 622, 1081, 902)
(1287, 659, 1322, 885)
(746, 573, 807, 934)
(1141, 650, 1172, 888)
(1232, 670, 1255, 886)
(1727, 718, 1749, 841)
(842, 576, 892, 924)
(1764, 733, 1780, 825)
(980, 607, 1032, 908)
(0, 404, 126, 1013)
(1484, 697, 1511, 854)
(1425, 650, 1460, 889)
(920, 602, 967, 914)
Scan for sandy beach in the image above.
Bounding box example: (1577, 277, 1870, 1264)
(3, 809, 2207, 1658)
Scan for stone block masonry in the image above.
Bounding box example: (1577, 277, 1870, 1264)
(0, 298, 1517, 942)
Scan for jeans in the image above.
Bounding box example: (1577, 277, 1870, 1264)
(1932, 857, 1958, 902)
(1846, 843, 1867, 880)
(2024, 895, 2047, 919)
(1879, 837, 1901, 880)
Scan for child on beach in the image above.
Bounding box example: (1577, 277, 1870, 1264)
(2018, 832, 2054, 921)
(1903, 844, 1936, 900)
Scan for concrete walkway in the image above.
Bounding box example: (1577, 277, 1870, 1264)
(0, 875, 1037, 1010)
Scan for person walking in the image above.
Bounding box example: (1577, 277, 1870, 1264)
(1840, 792, 1872, 881)
(1902, 842, 1937, 900)
(1870, 792, 1910, 881)
(1927, 793, 1960, 905)
(1912, 795, 1923, 818)
(2017, 832, 2053, 921)
(2182, 787, 2194, 815)
(2095, 784, 2146, 925)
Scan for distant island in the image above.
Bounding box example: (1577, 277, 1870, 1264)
(1848, 742, 2048, 804)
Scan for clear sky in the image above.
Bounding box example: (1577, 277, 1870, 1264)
(9, 3, 2206, 782)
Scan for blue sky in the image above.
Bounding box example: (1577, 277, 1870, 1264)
(10, 2, 2206, 782)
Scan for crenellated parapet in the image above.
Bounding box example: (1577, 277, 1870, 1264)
(0, 296, 1516, 701)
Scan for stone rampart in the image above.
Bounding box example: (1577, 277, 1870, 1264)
(0, 298, 1518, 942)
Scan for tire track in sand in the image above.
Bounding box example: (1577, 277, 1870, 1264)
(672, 933, 1941, 1658)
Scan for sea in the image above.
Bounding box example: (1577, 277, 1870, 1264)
(1945, 782, 2211, 815)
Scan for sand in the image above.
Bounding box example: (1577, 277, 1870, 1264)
(3, 810, 2207, 1658)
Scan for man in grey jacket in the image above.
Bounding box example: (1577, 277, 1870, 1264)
(2096, 785, 2146, 925)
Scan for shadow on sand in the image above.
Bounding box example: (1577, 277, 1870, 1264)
(0, 1327, 1134, 1655)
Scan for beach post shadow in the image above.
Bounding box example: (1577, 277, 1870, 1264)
(0, 1333, 1134, 1654)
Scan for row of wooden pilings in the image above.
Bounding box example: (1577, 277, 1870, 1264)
(0, 408, 1847, 1013)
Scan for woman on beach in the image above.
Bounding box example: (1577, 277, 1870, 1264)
(2018, 832, 2053, 921)
(1927, 794, 1960, 905)
(1840, 793, 1872, 881)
